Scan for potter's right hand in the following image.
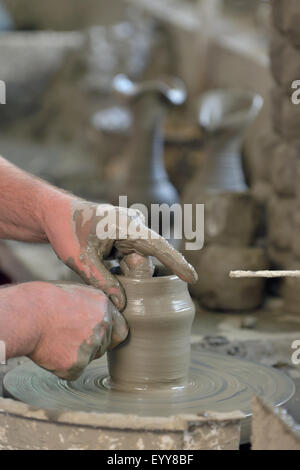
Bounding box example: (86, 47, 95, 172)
(0, 282, 128, 381)
(42, 198, 198, 312)
(0, 158, 196, 313)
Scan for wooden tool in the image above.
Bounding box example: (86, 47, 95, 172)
(230, 270, 300, 278)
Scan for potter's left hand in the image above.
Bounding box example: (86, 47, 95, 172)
(0, 282, 128, 380)
(44, 198, 197, 311)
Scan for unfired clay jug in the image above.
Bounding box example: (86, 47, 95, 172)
(107, 271, 195, 391)
(182, 90, 266, 311)
(109, 74, 186, 216)
(184, 89, 263, 201)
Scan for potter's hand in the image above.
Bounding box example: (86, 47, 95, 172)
(30, 283, 128, 380)
(0, 158, 196, 309)
(44, 199, 197, 311)
(0, 282, 128, 381)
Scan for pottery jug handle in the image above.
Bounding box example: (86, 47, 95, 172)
(112, 73, 187, 108)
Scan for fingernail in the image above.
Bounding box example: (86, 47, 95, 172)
(190, 267, 198, 283)
(109, 306, 129, 349)
(114, 318, 129, 343)
(111, 295, 121, 310)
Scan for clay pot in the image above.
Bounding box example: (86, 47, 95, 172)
(267, 244, 293, 270)
(107, 272, 195, 391)
(272, 0, 300, 47)
(271, 86, 300, 140)
(184, 191, 261, 247)
(270, 142, 297, 198)
(163, 113, 205, 194)
(183, 89, 263, 199)
(283, 277, 300, 314)
(185, 245, 269, 311)
(183, 89, 263, 243)
(267, 196, 295, 251)
(271, 30, 300, 93)
(107, 74, 184, 218)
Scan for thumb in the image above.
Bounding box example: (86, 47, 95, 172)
(80, 245, 126, 311)
(108, 301, 129, 351)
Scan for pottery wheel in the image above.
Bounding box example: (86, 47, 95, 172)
(4, 352, 294, 419)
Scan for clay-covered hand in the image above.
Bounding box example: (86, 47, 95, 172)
(43, 198, 197, 311)
(27, 283, 128, 380)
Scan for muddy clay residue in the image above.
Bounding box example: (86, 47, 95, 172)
(4, 272, 295, 447)
(119, 253, 155, 279)
(3, 351, 295, 447)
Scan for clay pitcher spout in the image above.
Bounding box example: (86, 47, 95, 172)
(107, 273, 195, 391)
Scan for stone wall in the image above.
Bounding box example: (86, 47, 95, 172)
(265, 0, 300, 310)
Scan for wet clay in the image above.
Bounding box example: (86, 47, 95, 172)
(65, 200, 197, 312)
(107, 271, 195, 391)
(119, 253, 155, 279)
(2, 267, 295, 444)
(4, 351, 295, 444)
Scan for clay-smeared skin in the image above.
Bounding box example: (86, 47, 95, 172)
(0, 157, 197, 311)
(0, 282, 128, 381)
(0, 156, 196, 379)
(45, 199, 198, 310)
(120, 253, 155, 279)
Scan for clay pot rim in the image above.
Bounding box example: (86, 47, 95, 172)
(117, 274, 181, 285)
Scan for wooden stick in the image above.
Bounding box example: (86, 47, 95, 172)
(230, 270, 300, 278)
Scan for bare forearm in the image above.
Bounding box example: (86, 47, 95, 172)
(0, 282, 127, 380)
(0, 156, 73, 242)
(0, 283, 43, 360)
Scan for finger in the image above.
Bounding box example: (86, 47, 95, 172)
(116, 229, 198, 283)
(119, 253, 155, 278)
(127, 207, 146, 225)
(82, 244, 127, 311)
(52, 359, 89, 382)
(108, 302, 129, 351)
